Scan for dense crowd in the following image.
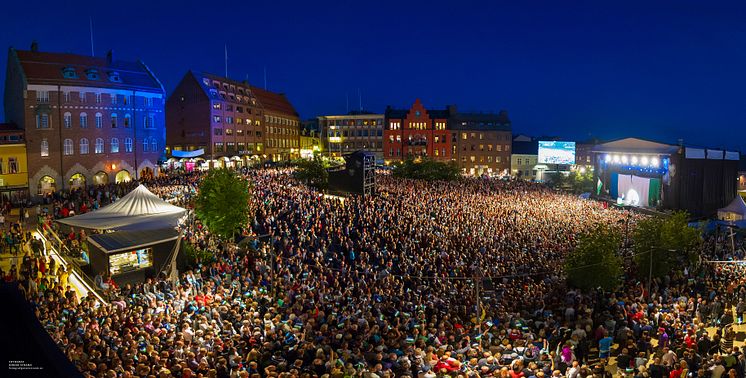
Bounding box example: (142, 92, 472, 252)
(6, 168, 746, 378)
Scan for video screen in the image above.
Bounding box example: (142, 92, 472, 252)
(538, 141, 576, 165)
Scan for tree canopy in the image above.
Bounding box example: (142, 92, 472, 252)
(632, 211, 701, 279)
(392, 158, 461, 181)
(294, 155, 330, 190)
(195, 168, 251, 240)
(564, 225, 623, 291)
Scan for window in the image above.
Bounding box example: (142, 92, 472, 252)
(41, 139, 49, 157)
(212, 102, 221, 110)
(63, 139, 73, 155)
(225, 129, 233, 136)
(85, 69, 99, 80)
(95, 113, 103, 128)
(95, 93, 102, 103)
(225, 117, 233, 124)
(62, 67, 77, 79)
(108, 71, 121, 82)
(496, 156, 501, 163)
(64, 112, 72, 128)
(124, 138, 133, 152)
(111, 138, 119, 153)
(151, 138, 157, 153)
(36, 91, 49, 103)
(496, 145, 502, 151)
(144, 116, 155, 129)
(80, 138, 89, 154)
(142, 138, 149, 152)
(63, 92, 70, 102)
(94, 138, 104, 154)
(214, 142, 224, 152)
(80, 113, 88, 128)
(111, 113, 118, 128)
(36, 114, 50, 129)
(213, 115, 221, 123)
(470, 156, 476, 162)
(214, 128, 223, 136)
(124, 114, 131, 128)
(8, 158, 17, 174)
(79, 92, 87, 102)
(111, 94, 118, 105)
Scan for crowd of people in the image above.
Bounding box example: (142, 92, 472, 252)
(6, 168, 746, 378)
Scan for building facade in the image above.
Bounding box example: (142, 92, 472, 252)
(318, 112, 384, 161)
(0, 123, 29, 203)
(4, 44, 165, 195)
(166, 71, 299, 164)
(511, 138, 540, 181)
(300, 120, 321, 159)
(383, 99, 512, 175)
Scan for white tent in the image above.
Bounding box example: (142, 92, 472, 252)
(718, 195, 746, 221)
(58, 185, 187, 231)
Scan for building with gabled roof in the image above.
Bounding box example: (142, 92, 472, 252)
(166, 71, 300, 166)
(4, 42, 165, 195)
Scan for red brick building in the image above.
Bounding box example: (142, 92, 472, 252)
(384, 99, 512, 175)
(166, 71, 299, 165)
(3, 43, 165, 195)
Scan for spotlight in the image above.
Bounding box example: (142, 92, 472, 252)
(631, 156, 638, 164)
(613, 155, 620, 163)
(604, 155, 611, 163)
(580, 167, 586, 174)
(641, 156, 649, 166)
(621, 155, 628, 164)
(651, 157, 659, 167)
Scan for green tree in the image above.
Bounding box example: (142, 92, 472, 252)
(195, 168, 251, 240)
(392, 158, 461, 181)
(295, 155, 329, 190)
(633, 211, 701, 279)
(565, 225, 624, 290)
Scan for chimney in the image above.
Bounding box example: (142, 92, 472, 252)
(30, 41, 38, 52)
(106, 50, 113, 64)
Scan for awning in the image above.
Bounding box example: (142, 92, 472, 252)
(88, 228, 180, 254)
(171, 149, 204, 158)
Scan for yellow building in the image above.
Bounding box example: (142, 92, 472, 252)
(0, 124, 28, 203)
(300, 128, 322, 159)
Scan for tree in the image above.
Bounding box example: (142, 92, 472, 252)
(295, 155, 329, 190)
(564, 225, 624, 290)
(195, 168, 251, 240)
(392, 158, 461, 181)
(568, 169, 595, 193)
(633, 211, 701, 279)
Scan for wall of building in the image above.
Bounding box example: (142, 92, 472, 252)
(319, 114, 384, 161)
(511, 153, 539, 180)
(166, 74, 210, 154)
(0, 143, 28, 187)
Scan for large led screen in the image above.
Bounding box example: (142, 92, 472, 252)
(538, 141, 576, 165)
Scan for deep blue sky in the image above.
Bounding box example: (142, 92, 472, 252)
(2, 0, 745, 150)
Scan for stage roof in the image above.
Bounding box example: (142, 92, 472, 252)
(57, 185, 187, 231)
(592, 137, 679, 155)
(88, 228, 180, 254)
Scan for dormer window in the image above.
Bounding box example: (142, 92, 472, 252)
(107, 71, 121, 82)
(85, 69, 99, 80)
(61, 66, 78, 79)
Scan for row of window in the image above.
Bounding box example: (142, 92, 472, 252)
(327, 129, 384, 138)
(463, 144, 508, 152)
(36, 90, 158, 106)
(336, 142, 381, 150)
(463, 155, 503, 163)
(203, 78, 258, 105)
(40, 137, 159, 157)
(266, 139, 299, 149)
(325, 119, 383, 127)
(264, 115, 298, 127)
(214, 129, 262, 138)
(213, 142, 264, 153)
(212, 115, 261, 126)
(37, 112, 155, 129)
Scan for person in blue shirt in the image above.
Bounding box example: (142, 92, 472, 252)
(599, 332, 613, 359)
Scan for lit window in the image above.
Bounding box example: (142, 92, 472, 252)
(36, 91, 49, 103)
(41, 139, 49, 157)
(151, 138, 157, 153)
(80, 138, 89, 154)
(111, 113, 118, 128)
(80, 113, 88, 128)
(143, 138, 149, 152)
(111, 138, 119, 153)
(63, 139, 73, 155)
(125, 138, 133, 152)
(213, 115, 221, 123)
(94, 138, 104, 154)
(95, 113, 103, 128)
(95, 93, 102, 103)
(64, 112, 72, 128)
(61, 67, 78, 79)
(124, 114, 131, 128)
(79, 92, 87, 102)
(63, 92, 70, 102)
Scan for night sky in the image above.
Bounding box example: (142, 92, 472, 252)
(1, 0, 745, 150)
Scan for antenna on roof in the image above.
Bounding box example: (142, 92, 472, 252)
(89, 16, 95, 56)
(224, 44, 228, 78)
(263, 66, 267, 90)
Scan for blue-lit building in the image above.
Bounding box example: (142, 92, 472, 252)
(4, 42, 165, 195)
